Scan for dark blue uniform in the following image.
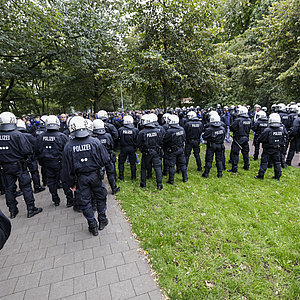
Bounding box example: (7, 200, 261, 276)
(35, 130, 73, 206)
(163, 124, 187, 184)
(63, 136, 112, 230)
(0, 130, 39, 216)
(118, 124, 139, 180)
(202, 122, 226, 177)
(286, 117, 300, 165)
(0, 209, 11, 249)
(35, 126, 47, 185)
(252, 117, 268, 160)
(256, 124, 284, 179)
(184, 118, 203, 171)
(229, 115, 251, 172)
(137, 125, 163, 189)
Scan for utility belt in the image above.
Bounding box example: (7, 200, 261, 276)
(141, 147, 161, 155)
(76, 167, 105, 180)
(1, 160, 28, 171)
(187, 139, 200, 144)
(167, 145, 183, 153)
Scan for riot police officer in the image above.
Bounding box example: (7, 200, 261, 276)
(228, 106, 251, 173)
(97, 110, 119, 145)
(0, 112, 42, 218)
(118, 115, 139, 180)
(93, 119, 119, 194)
(286, 107, 300, 166)
(63, 117, 112, 236)
(184, 111, 203, 171)
(137, 114, 163, 190)
(255, 113, 284, 180)
(252, 110, 268, 161)
(163, 115, 188, 185)
(202, 113, 226, 178)
(35, 115, 73, 207)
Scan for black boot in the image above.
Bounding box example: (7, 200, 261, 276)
(217, 172, 223, 178)
(157, 184, 163, 190)
(202, 173, 209, 178)
(10, 208, 19, 219)
(254, 175, 264, 180)
(99, 218, 108, 231)
(34, 186, 46, 194)
(112, 187, 120, 195)
(27, 207, 43, 218)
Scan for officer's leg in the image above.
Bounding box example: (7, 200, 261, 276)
(185, 143, 192, 167)
(256, 150, 269, 179)
(162, 146, 168, 176)
(60, 168, 74, 207)
(229, 142, 239, 172)
(17, 169, 35, 210)
(215, 147, 223, 177)
(272, 151, 282, 180)
(286, 140, 296, 166)
(140, 155, 147, 187)
(177, 150, 188, 182)
(203, 146, 214, 177)
(118, 150, 127, 180)
(253, 138, 259, 160)
(152, 153, 163, 189)
(41, 165, 47, 186)
(46, 166, 60, 205)
(167, 153, 176, 184)
(106, 162, 119, 194)
(3, 170, 18, 216)
(193, 143, 202, 171)
(128, 150, 137, 180)
(77, 174, 98, 235)
(241, 141, 250, 170)
(28, 160, 42, 191)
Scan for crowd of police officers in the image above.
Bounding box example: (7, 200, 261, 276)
(0, 102, 299, 237)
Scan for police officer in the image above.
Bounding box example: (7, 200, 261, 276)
(228, 106, 251, 173)
(63, 117, 112, 236)
(118, 115, 139, 180)
(184, 111, 203, 171)
(0, 112, 42, 218)
(0, 209, 11, 250)
(163, 115, 188, 185)
(255, 113, 284, 180)
(202, 113, 226, 178)
(286, 107, 300, 166)
(137, 114, 163, 190)
(16, 119, 45, 193)
(252, 110, 268, 161)
(93, 119, 119, 194)
(35, 115, 73, 207)
(97, 110, 119, 145)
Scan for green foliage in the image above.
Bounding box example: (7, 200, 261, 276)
(116, 149, 300, 299)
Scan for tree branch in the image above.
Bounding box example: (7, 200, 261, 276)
(0, 78, 15, 102)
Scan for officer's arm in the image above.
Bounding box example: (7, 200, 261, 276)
(62, 145, 75, 187)
(0, 209, 11, 250)
(258, 128, 269, 143)
(19, 134, 33, 157)
(230, 120, 238, 132)
(202, 128, 210, 140)
(136, 132, 143, 149)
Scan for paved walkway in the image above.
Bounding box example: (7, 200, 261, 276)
(0, 183, 164, 300)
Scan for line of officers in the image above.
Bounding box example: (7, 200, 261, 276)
(0, 105, 299, 236)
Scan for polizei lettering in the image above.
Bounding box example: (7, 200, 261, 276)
(0, 135, 10, 141)
(73, 144, 91, 152)
(43, 136, 56, 141)
(273, 132, 282, 136)
(176, 131, 184, 136)
(191, 124, 200, 127)
(123, 130, 133, 134)
(214, 130, 224, 135)
(146, 132, 157, 138)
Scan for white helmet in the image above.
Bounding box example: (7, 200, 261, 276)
(141, 114, 155, 127)
(296, 106, 300, 116)
(269, 113, 281, 124)
(237, 106, 248, 116)
(210, 113, 220, 123)
(97, 110, 108, 120)
(187, 111, 197, 120)
(0, 112, 17, 131)
(254, 104, 261, 109)
(40, 115, 48, 127)
(162, 113, 170, 123)
(46, 115, 60, 130)
(16, 119, 26, 131)
(93, 119, 105, 134)
(256, 110, 267, 119)
(289, 104, 298, 113)
(224, 106, 228, 110)
(217, 104, 221, 108)
(69, 116, 89, 138)
(123, 115, 134, 125)
(262, 107, 267, 112)
(149, 113, 158, 123)
(277, 103, 286, 112)
(230, 105, 235, 110)
(168, 114, 179, 125)
(85, 119, 93, 133)
(209, 111, 219, 121)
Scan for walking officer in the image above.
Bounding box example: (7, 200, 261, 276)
(286, 107, 300, 166)
(228, 106, 251, 173)
(252, 110, 268, 161)
(184, 111, 203, 171)
(255, 113, 284, 180)
(118, 115, 139, 180)
(137, 114, 163, 190)
(63, 117, 112, 236)
(0, 112, 42, 218)
(35, 115, 74, 207)
(202, 113, 226, 178)
(163, 115, 188, 185)
(97, 110, 119, 146)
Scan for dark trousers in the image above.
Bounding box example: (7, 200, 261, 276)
(231, 137, 249, 172)
(258, 148, 281, 179)
(286, 139, 297, 165)
(118, 146, 137, 179)
(185, 140, 202, 170)
(2, 163, 35, 213)
(165, 148, 187, 184)
(140, 151, 162, 187)
(77, 172, 108, 227)
(41, 165, 47, 186)
(204, 144, 224, 175)
(253, 137, 260, 160)
(28, 160, 41, 189)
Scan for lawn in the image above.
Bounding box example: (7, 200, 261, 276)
(115, 146, 299, 299)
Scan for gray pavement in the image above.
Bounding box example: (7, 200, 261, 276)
(0, 182, 164, 300)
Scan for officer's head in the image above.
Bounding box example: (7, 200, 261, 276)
(40, 115, 48, 128)
(0, 112, 17, 131)
(254, 104, 261, 112)
(296, 106, 300, 116)
(142, 114, 155, 128)
(69, 116, 89, 138)
(289, 104, 298, 113)
(85, 119, 93, 135)
(16, 119, 27, 132)
(210, 113, 221, 126)
(277, 103, 286, 113)
(149, 113, 158, 124)
(268, 113, 281, 127)
(162, 113, 170, 124)
(168, 115, 179, 126)
(46, 115, 60, 130)
(262, 107, 267, 113)
(123, 115, 134, 125)
(208, 111, 219, 122)
(237, 106, 248, 117)
(61, 114, 67, 122)
(93, 119, 105, 132)
(256, 110, 267, 120)
(187, 111, 197, 120)
(97, 110, 108, 121)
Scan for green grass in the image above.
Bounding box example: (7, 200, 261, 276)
(115, 146, 300, 299)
